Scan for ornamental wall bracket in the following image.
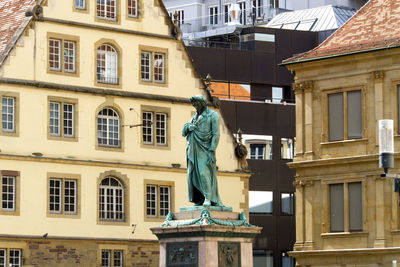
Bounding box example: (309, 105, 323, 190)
(373, 70, 384, 80)
(293, 80, 314, 92)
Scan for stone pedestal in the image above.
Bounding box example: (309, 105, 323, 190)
(151, 206, 262, 267)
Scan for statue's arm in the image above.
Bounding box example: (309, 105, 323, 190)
(209, 112, 220, 151)
(182, 123, 190, 137)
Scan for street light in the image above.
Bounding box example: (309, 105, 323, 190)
(379, 119, 394, 174)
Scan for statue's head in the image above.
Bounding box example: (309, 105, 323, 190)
(190, 95, 208, 112)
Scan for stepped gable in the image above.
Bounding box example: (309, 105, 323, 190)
(0, 0, 35, 56)
(283, 0, 400, 64)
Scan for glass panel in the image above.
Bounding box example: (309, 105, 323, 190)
(101, 250, 111, 267)
(49, 179, 61, 213)
(328, 93, 344, 141)
(146, 185, 157, 217)
(253, 250, 273, 267)
(97, 0, 116, 20)
(97, 108, 120, 147)
(282, 254, 295, 267)
(64, 41, 76, 72)
(249, 191, 273, 214)
(2, 97, 15, 132)
(347, 90, 362, 139)
(2, 176, 15, 211)
(75, 0, 85, 9)
(114, 250, 123, 267)
(49, 39, 61, 70)
(97, 45, 118, 84)
(0, 249, 5, 267)
(156, 113, 167, 145)
(250, 144, 266, 160)
(63, 103, 74, 137)
(281, 138, 293, 159)
(50, 102, 60, 136)
(330, 183, 344, 232)
(9, 249, 21, 267)
(142, 112, 153, 144)
(128, 0, 137, 17)
(64, 180, 77, 214)
(141, 52, 151, 81)
(281, 193, 294, 215)
(272, 87, 283, 103)
(154, 53, 165, 83)
(159, 186, 171, 217)
(348, 182, 362, 231)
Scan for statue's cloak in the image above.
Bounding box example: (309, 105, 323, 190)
(183, 107, 223, 206)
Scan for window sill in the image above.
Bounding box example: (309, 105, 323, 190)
(320, 138, 368, 146)
(321, 231, 368, 238)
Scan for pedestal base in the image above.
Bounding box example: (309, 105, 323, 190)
(151, 207, 262, 267)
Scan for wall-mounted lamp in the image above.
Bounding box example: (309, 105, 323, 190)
(379, 119, 394, 174)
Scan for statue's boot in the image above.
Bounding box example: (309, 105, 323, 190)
(203, 199, 211, 206)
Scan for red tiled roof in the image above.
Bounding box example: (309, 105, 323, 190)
(0, 0, 34, 56)
(283, 0, 400, 64)
(210, 82, 250, 101)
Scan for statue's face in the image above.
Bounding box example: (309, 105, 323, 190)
(192, 100, 204, 112)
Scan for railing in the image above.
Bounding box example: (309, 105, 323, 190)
(97, 76, 119, 85)
(184, 39, 253, 51)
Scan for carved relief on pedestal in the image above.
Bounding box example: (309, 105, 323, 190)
(218, 242, 240, 267)
(166, 242, 198, 267)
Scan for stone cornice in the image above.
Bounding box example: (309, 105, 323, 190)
(290, 246, 400, 257)
(288, 154, 380, 169)
(0, 153, 250, 178)
(0, 234, 156, 243)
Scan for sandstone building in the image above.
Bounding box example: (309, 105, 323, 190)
(283, 0, 400, 265)
(0, 0, 249, 266)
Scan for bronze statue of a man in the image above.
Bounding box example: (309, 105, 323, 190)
(182, 95, 223, 207)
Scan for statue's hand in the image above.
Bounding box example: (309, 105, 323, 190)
(207, 149, 216, 164)
(187, 123, 197, 132)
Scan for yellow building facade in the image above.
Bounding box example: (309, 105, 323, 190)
(0, 0, 249, 266)
(284, 0, 400, 266)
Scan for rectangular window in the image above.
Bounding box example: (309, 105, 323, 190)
(330, 183, 344, 232)
(348, 182, 362, 231)
(154, 53, 165, 83)
(224, 4, 231, 24)
(249, 191, 273, 214)
(113, 250, 123, 267)
(253, 0, 263, 17)
(250, 144, 265, 159)
(253, 250, 273, 267)
(75, 0, 86, 9)
(0, 249, 5, 267)
(102, 250, 111, 267)
(1, 176, 15, 212)
(5, 249, 21, 267)
(281, 193, 294, 215)
(176, 9, 184, 26)
(209, 6, 218, 25)
(328, 90, 362, 141)
(49, 178, 77, 214)
(49, 39, 61, 71)
(141, 52, 151, 82)
(142, 111, 168, 146)
(128, 0, 137, 17)
(2, 97, 15, 132)
(97, 0, 117, 20)
(238, 1, 246, 24)
(49, 38, 77, 74)
(146, 184, 171, 218)
(49, 100, 75, 139)
(272, 86, 283, 103)
(281, 138, 293, 159)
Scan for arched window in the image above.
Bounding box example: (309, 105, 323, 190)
(97, 44, 118, 84)
(97, 108, 120, 147)
(99, 177, 124, 221)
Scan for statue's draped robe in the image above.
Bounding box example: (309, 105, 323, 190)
(182, 108, 223, 206)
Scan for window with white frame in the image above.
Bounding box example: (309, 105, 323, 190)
(128, 0, 137, 17)
(49, 38, 76, 73)
(241, 134, 273, 160)
(75, 0, 86, 9)
(238, 1, 246, 24)
(0, 249, 22, 267)
(272, 86, 283, 103)
(140, 51, 166, 83)
(328, 90, 362, 141)
(250, 144, 265, 159)
(146, 184, 171, 218)
(99, 177, 124, 221)
(97, 108, 120, 148)
(176, 9, 184, 26)
(209, 6, 218, 25)
(249, 191, 273, 214)
(142, 111, 167, 146)
(101, 250, 123, 267)
(49, 100, 75, 138)
(253, 0, 263, 17)
(49, 178, 77, 215)
(97, 44, 118, 84)
(281, 193, 294, 215)
(329, 182, 362, 232)
(2, 97, 15, 132)
(1, 176, 15, 212)
(97, 0, 117, 20)
(223, 3, 231, 24)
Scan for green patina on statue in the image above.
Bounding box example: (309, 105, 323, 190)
(182, 95, 223, 207)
